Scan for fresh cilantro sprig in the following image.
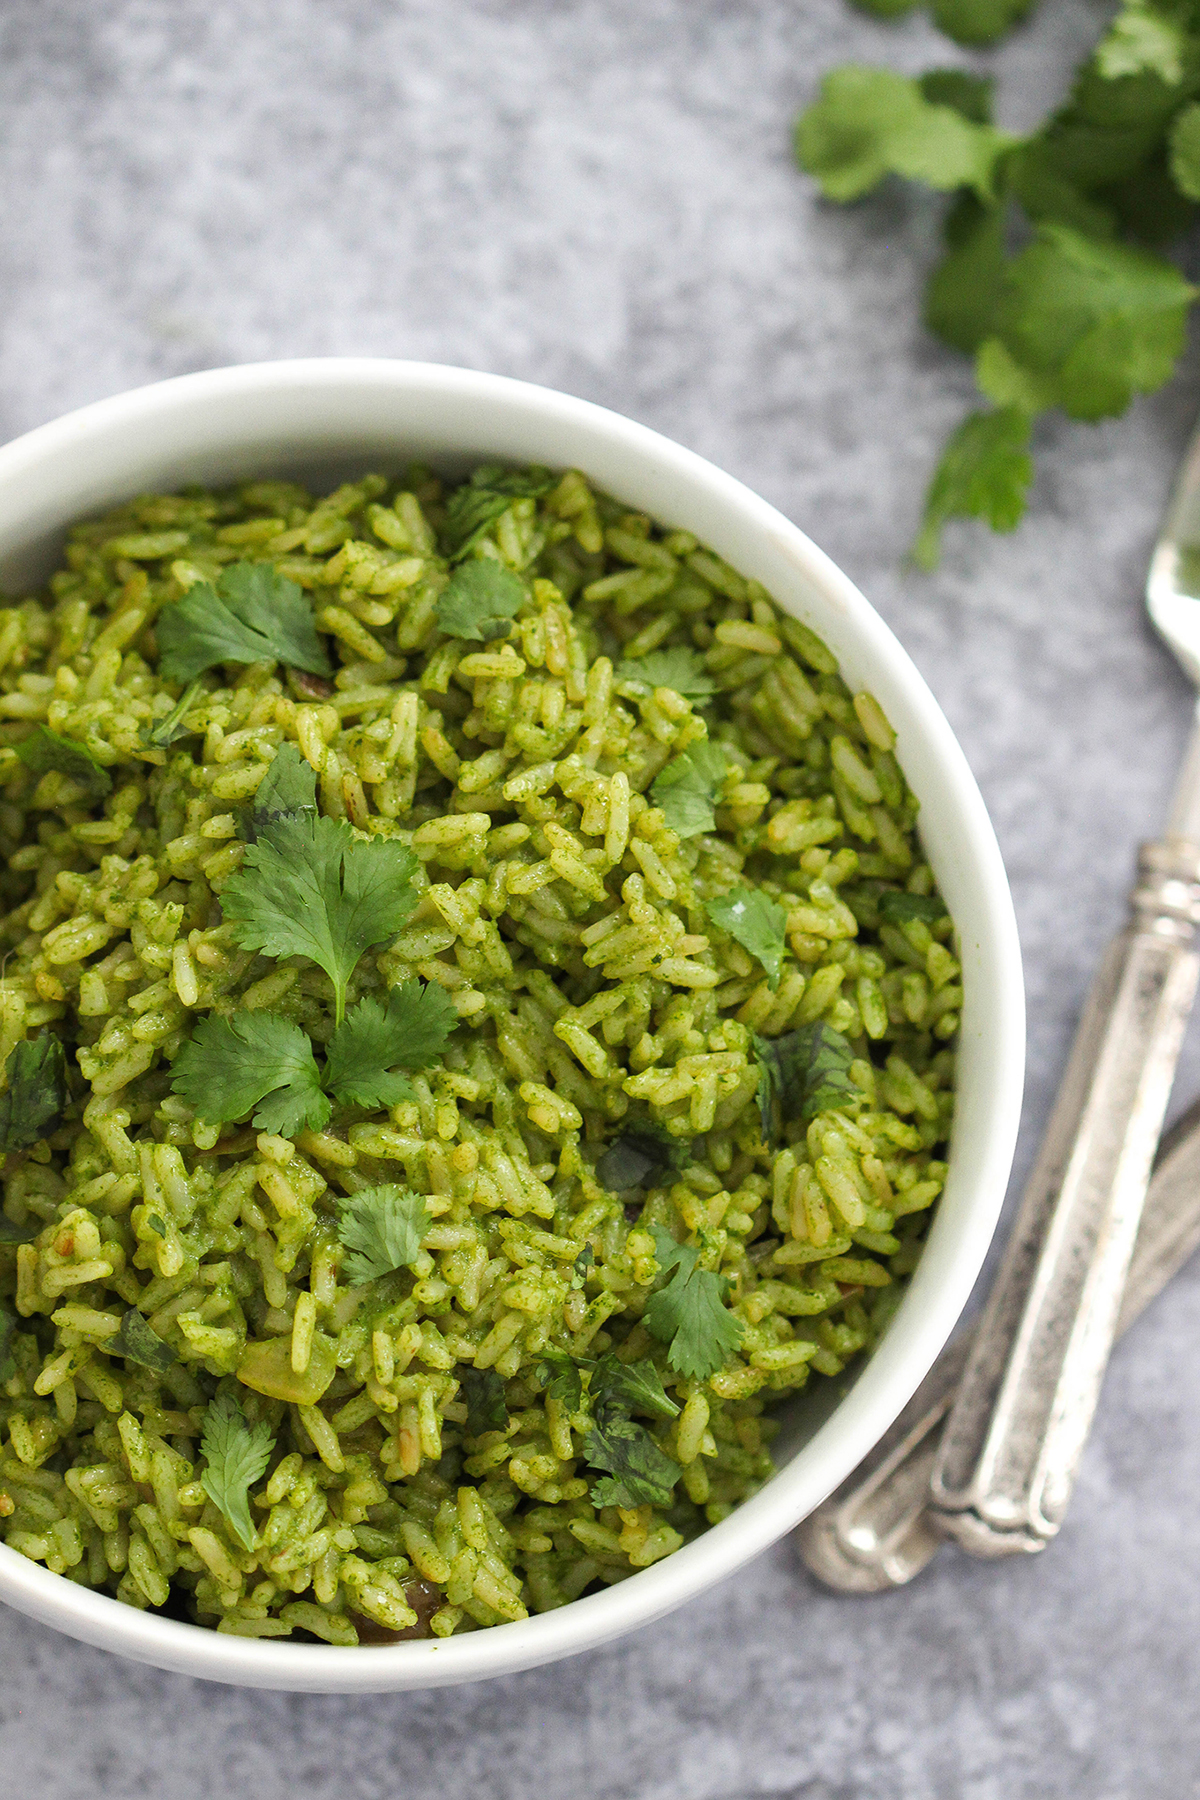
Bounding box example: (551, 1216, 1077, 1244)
(590, 1351, 680, 1421)
(755, 1022, 860, 1149)
(463, 1367, 508, 1437)
(912, 408, 1034, 565)
(537, 1348, 680, 1421)
(15, 726, 112, 803)
(616, 647, 717, 701)
(537, 1349, 682, 1508)
(794, 1, 1200, 560)
(795, 66, 1011, 203)
(117, 1308, 176, 1374)
(242, 743, 319, 840)
(322, 980, 459, 1108)
(0, 1035, 68, 1154)
(879, 889, 948, 925)
(849, 0, 1035, 50)
(157, 562, 332, 683)
(436, 561, 526, 641)
(337, 1184, 432, 1285)
(440, 465, 556, 560)
(200, 1392, 275, 1552)
(595, 1134, 670, 1193)
(586, 1413, 683, 1509)
(221, 803, 420, 1024)
(594, 1118, 691, 1193)
(537, 1349, 586, 1412)
(705, 887, 789, 990)
(174, 746, 454, 1130)
(171, 1012, 332, 1137)
(170, 979, 457, 1133)
(645, 1227, 744, 1381)
(650, 740, 728, 838)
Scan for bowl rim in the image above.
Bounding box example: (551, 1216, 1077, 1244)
(0, 357, 1025, 1690)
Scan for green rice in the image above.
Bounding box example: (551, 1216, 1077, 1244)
(0, 464, 957, 1643)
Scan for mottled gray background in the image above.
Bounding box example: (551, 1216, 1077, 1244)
(1, 1, 1197, 1795)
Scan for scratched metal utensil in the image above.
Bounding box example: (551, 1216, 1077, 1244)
(797, 422, 1200, 1581)
(921, 418, 1200, 1556)
(796, 1094, 1200, 1591)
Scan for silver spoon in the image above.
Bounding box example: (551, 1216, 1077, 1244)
(796, 1094, 1200, 1591)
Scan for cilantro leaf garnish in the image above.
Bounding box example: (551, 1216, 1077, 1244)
(645, 1227, 743, 1381)
(221, 809, 420, 1024)
(879, 890, 948, 925)
(595, 1117, 691, 1192)
(537, 1347, 682, 1504)
(536, 1350, 585, 1412)
(157, 562, 332, 684)
(336, 1184, 432, 1285)
(585, 1413, 682, 1508)
(441, 491, 514, 561)
(923, 194, 1006, 355)
(0, 1035, 68, 1153)
(913, 407, 1033, 570)
(705, 887, 788, 990)
(570, 1243, 595, 1289)
(987, 227, 1197, 423)
(537, 1349, 679, 1422)
(170, 1012, 331, 1137)
(539, 1353, 586, 1411)
(199, 1391, 275, 1552)
(323, 980, 458, 1109)
(589, 1352, 680, 1421)
(117, 1308, 176, 1374)
(930, 0, 1034, 48)
(754, 1023, 859, 1149)
(595, 1134, 670, 1192)
(141, 680, 204, 750)
(650, 740, 728, 838)
(853, 0, 1034, 47)
(171, 977, 453, 1136)
(441, 466, 556, 559)
(795, 66, 1009, 204)
(243, 743, 318, 842)
(917, 70, 995, 125)
(1170, 103, 1200, 202)
(15, 726, 112, 804)
(436, 561, 526, 642)
(615, 647, 717, 701)
(463, 1367, 508, 1437)
(1095, 0, 1186, 82)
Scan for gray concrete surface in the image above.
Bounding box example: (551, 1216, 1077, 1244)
(0, 1, 1197, 1794)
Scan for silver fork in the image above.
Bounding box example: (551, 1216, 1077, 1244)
(798, 417, 1200, 1582)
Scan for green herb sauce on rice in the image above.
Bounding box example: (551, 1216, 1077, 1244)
(0, 465, 958, 1642)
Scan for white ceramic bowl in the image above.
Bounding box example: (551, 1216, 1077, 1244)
(0, 359, 1024, 1690)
